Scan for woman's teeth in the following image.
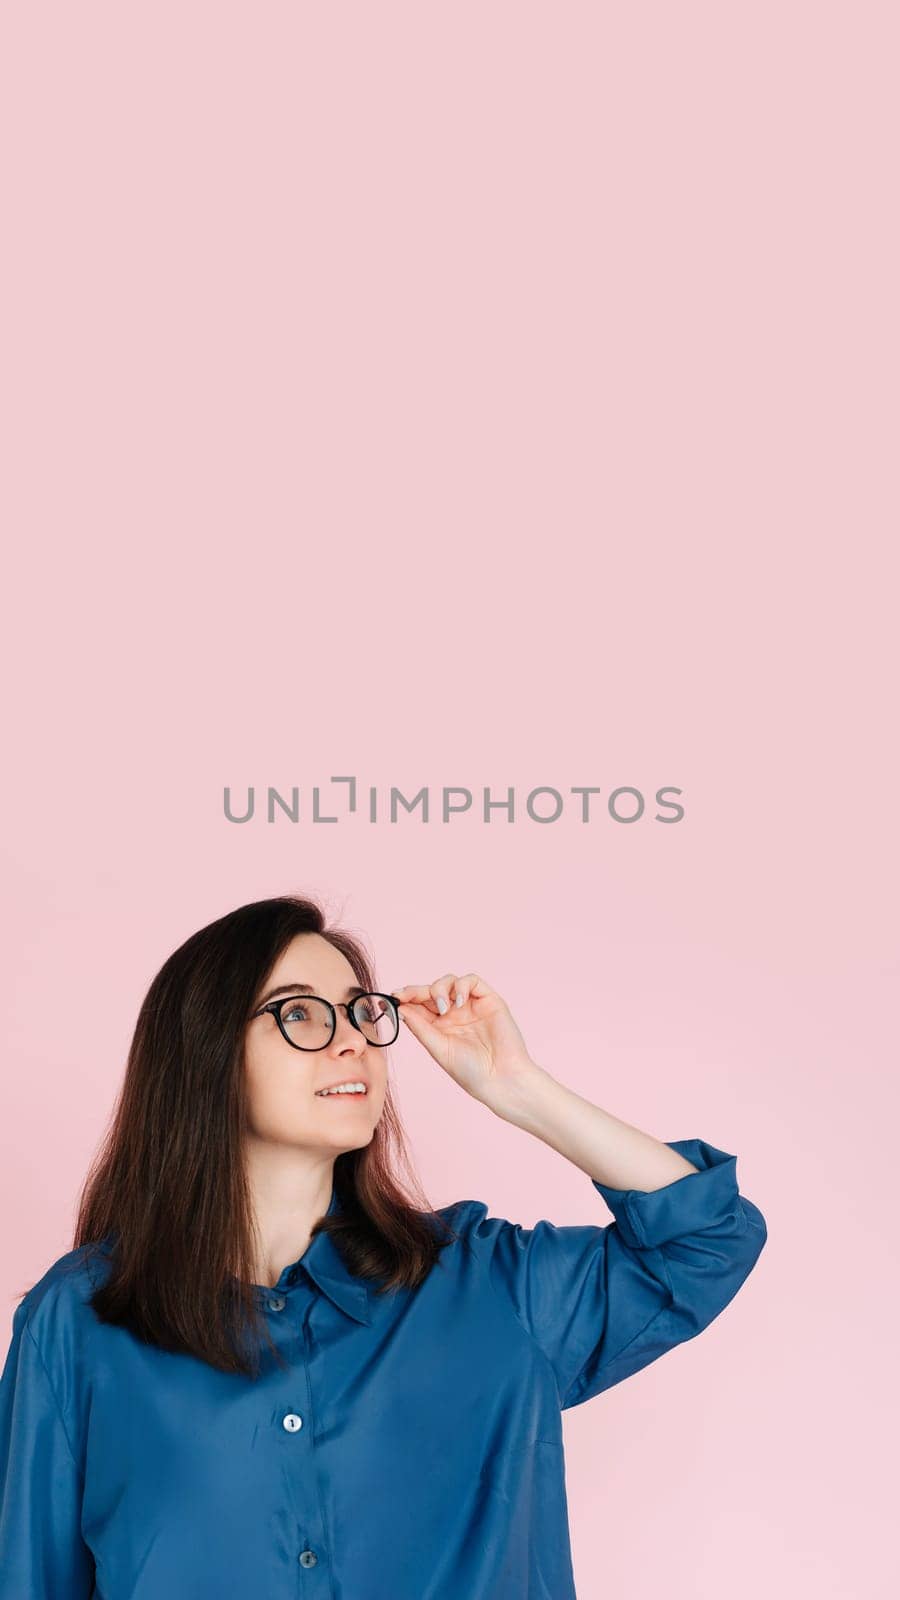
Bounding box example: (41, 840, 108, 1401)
(315, 1083, 367, 1097)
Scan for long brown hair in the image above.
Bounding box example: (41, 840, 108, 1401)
(64, 894, 458, 1378)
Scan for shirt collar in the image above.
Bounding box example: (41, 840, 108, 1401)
(270, 1180, 373, 1326)
(98, 1181, 374, 1327)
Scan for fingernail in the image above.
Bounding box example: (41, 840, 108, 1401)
(455, 993, 464, 1007)
(437, 997, 448, 1014)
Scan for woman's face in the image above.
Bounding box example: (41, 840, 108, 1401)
(243, 932, 388, 1153)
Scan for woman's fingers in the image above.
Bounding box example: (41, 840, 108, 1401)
(392, 978, 456, 1014)
(392, 973, 491, 1014)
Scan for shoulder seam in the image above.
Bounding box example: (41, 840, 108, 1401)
(461, 1224, 565, 1409)
(23, 1323, 84, 1483)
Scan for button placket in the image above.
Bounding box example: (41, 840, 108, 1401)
(284, 1284, 328, 1583)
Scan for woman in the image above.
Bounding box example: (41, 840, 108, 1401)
(0, 894, 767, 1598)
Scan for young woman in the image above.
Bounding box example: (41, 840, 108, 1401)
(0, 894, 767, 1598)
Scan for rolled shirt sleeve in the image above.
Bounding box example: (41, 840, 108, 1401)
(464, 1137, 768, 1410)
(0, 1299, 95, 1598)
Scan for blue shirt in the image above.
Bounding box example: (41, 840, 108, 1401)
(0, 1138, 766, 1599)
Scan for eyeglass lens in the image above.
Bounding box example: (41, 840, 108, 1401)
(279, 993, 398, 1048)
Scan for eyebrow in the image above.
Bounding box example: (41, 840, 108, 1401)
(256, 982, 367, 1008)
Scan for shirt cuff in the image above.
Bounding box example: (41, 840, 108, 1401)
(591, 1138, 740, 1250)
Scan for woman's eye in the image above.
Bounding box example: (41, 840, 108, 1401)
(283, 1006, 307, 1023)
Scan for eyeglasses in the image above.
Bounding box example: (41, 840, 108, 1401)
(251, 991, 401, 1052)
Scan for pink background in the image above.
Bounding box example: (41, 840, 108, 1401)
(1, 4, 897, 1595)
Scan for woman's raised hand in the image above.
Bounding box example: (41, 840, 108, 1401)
(391, 972, 541, 1113)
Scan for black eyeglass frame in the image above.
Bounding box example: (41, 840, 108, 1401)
(250, 991, 401, 1052)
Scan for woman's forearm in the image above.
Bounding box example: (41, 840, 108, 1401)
(495, 1060, 701, 1192)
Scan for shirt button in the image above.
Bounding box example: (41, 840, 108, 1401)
(282, 1413, 303, 1432)
(298, 1550, 318, 1567)
(268, 1294, 286, 1311)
